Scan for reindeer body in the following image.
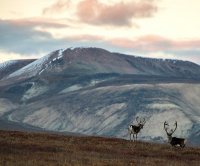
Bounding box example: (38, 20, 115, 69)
(167, 135, 187, 148)
(129, 117, 145, 142)
(129, 125, 143, 141)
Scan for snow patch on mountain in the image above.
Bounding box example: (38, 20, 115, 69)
(69, 47, 93, 51)
(21, 83, 49, 101)
(58, 49, 67, 58)
(39, 49, 67, 75)
(6, 51, 55, 78)
(147, 103, 180, 110)
(0, 99, 19, 116)
(139, 110, 192, 141)
(0, 60, 19, 70)
(5, 48, 68, 78)
(11, 102, 127, 135)
(5, 48, 65, 78)
(60, 85, 83, 93)
(59, 78, 113, 93)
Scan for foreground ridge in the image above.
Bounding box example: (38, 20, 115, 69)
(0, 130, 200, 166)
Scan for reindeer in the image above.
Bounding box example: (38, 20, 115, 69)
(164, 121, 187, 148)
(129, 116, 146, 142)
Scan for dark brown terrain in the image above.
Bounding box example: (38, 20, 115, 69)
(0, 130, 200, 166)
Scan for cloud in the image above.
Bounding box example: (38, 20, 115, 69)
(43, 0, 72, 15)
(0, 19, 107, 56)
(66, 34, 105, 41)
(110, 35, 200, 51)
(0, 18, 200, 65)
(43, 0, 160, 26)
(108, 35, 200, 64)
(0, 19, 69, 55)
(0, 51, 41, 64)
(10, 18, 68, 29)
(77, 0, 159, 26)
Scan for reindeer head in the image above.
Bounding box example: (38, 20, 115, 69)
(164, 121, 177, 142)
(136, 116, 146, 129)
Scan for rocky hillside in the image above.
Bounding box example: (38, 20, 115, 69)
(0, 47, 200, 146)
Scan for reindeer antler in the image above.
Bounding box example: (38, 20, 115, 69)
(141, 117, 146, 125)
(136, 116, 140, 125)
(136, 116, 146, 125)
(164, 121, 169, 134)
(170, 121, 177, 135)
(164, 121, 177, 135)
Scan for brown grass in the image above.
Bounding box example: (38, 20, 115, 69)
(0, 130, 200, 166)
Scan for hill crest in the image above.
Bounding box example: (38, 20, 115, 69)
(1, 47, 200, 84)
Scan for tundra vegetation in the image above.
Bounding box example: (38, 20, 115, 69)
(0, 130, 200, 166)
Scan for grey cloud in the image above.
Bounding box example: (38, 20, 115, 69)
(166, 50, 200, 64)
(11, 19, 68, 28)
(0, 20, 110, 56)
(0, 20, 69, 55)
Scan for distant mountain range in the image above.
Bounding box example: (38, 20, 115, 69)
(0, 47, 200, 146)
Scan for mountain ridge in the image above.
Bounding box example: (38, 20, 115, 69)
(1, 47, 200, 85)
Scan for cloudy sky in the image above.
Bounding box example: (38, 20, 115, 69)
(1, 0, 200, 64)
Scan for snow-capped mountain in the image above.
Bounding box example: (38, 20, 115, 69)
(2, 47, 200, 83)
(0, 47, 200, 146)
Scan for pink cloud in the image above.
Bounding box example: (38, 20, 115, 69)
(172, 40, 200, 50)
(110, 35, 200, 51)
(43, 0, 71, 15)
(66, 34, 105, 41)
(43, 0, 160, 26)
(10, 18, 68, 28)
(76, 0, 159, 26)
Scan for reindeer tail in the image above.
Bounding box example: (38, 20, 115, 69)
(184, 139, 187, 145)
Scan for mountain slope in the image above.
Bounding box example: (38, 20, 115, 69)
(4, 82, 200, 145)
(0, 47, 200, 146)
(0, 59, 36, 80)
